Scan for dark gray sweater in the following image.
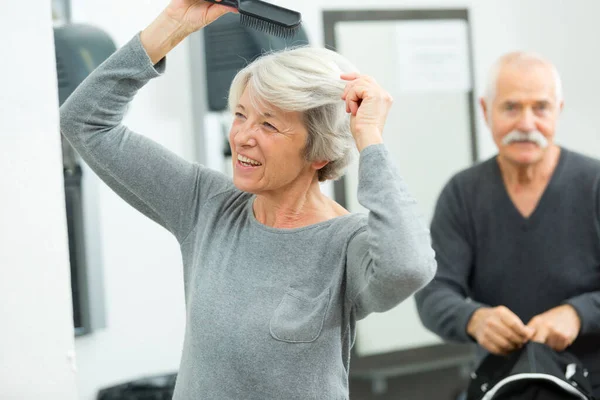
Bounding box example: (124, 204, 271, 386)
(415, 148, 600, 389)
(59, 34, 437, 399)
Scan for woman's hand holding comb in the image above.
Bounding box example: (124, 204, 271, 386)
(141, 0, 236, 64)
(166, 0, 237, 33)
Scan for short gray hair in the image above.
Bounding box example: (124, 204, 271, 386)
(484, 51, 563, 105)
(228, 46, 359, 182)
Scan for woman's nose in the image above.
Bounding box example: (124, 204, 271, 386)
(233, 124, 258, 147)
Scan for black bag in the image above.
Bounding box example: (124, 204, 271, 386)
(467, 342, 594, 400)
(96, 373, 177, 400)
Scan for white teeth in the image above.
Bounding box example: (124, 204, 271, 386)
(237, 154, 262, 166)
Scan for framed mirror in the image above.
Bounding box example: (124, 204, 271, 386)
(323, 8, 478, 387)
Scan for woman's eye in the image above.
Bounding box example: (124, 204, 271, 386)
(263, 122, 277, 131)
(235, 112, 246, 119)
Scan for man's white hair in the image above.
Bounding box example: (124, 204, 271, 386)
(228, 46, 359, 182)
(484, 51, 563, 105)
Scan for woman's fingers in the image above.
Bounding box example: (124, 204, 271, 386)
(340, 72, 360, 81)
(344, 82, 376, 116)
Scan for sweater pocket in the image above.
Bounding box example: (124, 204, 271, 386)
(269, 287, 331, 343)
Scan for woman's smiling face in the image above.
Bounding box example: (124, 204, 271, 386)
(228, 85, 320, 196)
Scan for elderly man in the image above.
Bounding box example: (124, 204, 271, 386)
(415, 52, 600, 397)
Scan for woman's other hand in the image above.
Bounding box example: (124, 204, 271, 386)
(341, 73, 393, 151)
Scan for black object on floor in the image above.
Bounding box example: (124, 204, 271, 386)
(96, 373, 177, 400)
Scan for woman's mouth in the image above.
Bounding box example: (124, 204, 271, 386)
(237, 154, 262, 168)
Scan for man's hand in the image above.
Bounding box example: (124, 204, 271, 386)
(527, 304, 581, 351)
(467, 306, 534, 355)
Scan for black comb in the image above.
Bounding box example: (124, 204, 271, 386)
(205, 0, 302, 39)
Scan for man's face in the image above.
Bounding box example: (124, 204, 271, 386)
(482, 64, 563, 166)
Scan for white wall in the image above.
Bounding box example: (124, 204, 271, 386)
(48, 0, 600, 398)
(0, 3, 77, 400)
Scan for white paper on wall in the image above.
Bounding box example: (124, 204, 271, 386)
(396, 19, 472, 93)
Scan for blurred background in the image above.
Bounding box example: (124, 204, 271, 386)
(1, 0, 598, 399)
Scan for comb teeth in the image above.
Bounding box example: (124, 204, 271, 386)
(239, 14, 300, 39)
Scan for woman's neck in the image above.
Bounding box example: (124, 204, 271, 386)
(253, 180, 346, 229)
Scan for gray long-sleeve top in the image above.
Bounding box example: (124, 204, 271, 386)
(59, 34, 436, 399)
(415, 150, 600, 389)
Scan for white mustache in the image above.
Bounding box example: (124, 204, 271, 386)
(501, 130, 548, 148)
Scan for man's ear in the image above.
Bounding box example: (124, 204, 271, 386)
(480, 97, 491, 127)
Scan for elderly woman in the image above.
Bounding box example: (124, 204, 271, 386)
(60, 1, 436, 399)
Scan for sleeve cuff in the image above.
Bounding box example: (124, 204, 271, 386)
(359, 143, 387, 160)
(457, 300, 487, 342)
(563, 294, 599, 335)
(128, 32, 167, 77)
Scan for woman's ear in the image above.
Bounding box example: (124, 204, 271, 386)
(311, 160, 329, 171)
